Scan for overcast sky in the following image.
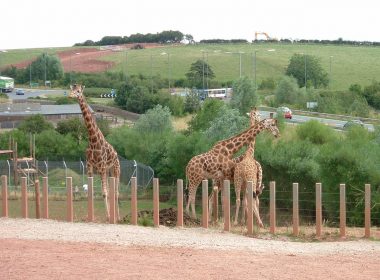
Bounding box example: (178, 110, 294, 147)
(2, 0, 379, 50)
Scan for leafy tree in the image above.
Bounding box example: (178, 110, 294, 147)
(29, 53, 64, 82)
(274, 76, 301, 105)
(203, 107, 248, 145)
(285, 54, 328, 88)
(133, 104, 173, 134)
(187, 98, 225, 132)
(184, 89, 201, 113)
(56, 117, 87, 143)
(362, 80, 380, 109)
(186, 59, 215, 88)
(230, 77, 258, 114)
(18, 114, 54, 134)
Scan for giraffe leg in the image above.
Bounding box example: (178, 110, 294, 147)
(234, 187, 241, 225)
(112, 161, 121, 222)
(100, 171, 110, 221)
(251, 182, 263, 228)
(241, 188, 248, 224)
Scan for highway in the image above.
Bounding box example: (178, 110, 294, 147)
(259, 110, 375, 131)
(6, 88, 67, 100)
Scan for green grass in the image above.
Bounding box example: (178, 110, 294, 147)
(2, 43, 380, 91)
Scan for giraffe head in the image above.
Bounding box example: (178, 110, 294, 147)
(249, 107, 261, 126)
(261, 118, 280, 138)
(69, 84, 85, 99)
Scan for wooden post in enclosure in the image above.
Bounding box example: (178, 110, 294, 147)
(340, 184, 346, 238)
(223, 180, 230, 232)
(66, 177, 73, 222)
(131, 177, 138, 225)
(42, 177, 49, 219)
(109, 177, 116, 224)
(270, 181, 276, 234)
(293, 183, 299, 236)
(316, 183, 322, 237)
(202, 180, 208, 228)
(153, 178, 159, 227)
(247, 181, 254, 235)
(35, 180, 41, 219)
(1, 175, 8, 217)
(213, 186, 218, 223)
(21, 177, 28, 218)
(87, 177, 94, 222)
(177, 179, 183, 227)
(365, 184, 371, 238)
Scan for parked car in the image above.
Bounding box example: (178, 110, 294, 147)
(277, 106, 292, 119)
(343, 120, 364, 129)
(15, 89, 25, 95)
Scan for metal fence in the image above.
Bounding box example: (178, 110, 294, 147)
(0, 158, 154, 194)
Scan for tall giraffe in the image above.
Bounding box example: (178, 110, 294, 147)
(233, 108, 264, 226)
(186, 118, 280, 218)
(69, 84, 120, 221)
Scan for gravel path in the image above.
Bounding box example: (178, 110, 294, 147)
(1, 218, 379, 280)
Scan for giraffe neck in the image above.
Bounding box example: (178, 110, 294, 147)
(219, 121, 264, 157)
(77, 95, 103, 142)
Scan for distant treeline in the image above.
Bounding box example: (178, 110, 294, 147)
(74, 30, 192, 46)
(200, 38, 380, 46)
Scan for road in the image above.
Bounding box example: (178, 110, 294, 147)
(4, 89, 376, 131)
(6, 88, 67, 100)
(259, 110, 374, 131)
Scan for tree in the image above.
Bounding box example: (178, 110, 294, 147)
(230, 77, 258, 114)
(18, 114, 54, 134)
(186, 59, 215, 88)
(133, 104, 173, 134)
(184, 89, 200, 113)
(187, 98, 225, 132)
(274, 76, 300, 105)
(285, 54, 328, 88)
(56, 117, 87, 143)
(29, 53, 64, 82)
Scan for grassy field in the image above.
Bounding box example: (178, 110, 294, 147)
(2, 43, 380, 91)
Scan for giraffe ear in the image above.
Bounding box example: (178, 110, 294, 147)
(70, 85, 73, 90)
(82, 85, 85, 91)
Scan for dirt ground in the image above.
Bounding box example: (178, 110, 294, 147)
(0, 218, 379, 280)
(11, 43, 164, 73)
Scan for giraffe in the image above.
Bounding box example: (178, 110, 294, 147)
(69, 84, 120, 222)
(233, 108, 265, 226)
(185, 118, 280, 219)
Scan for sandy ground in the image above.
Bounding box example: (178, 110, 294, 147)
(0, 218, 379, 280)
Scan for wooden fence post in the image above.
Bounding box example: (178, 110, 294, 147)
(293, 183, 299, 236)
(21, 177, 28, 218)
(66, 177, 73, 222)
(223, 180, 230, 232)
(365, 184, 371, 238)
(270, 181, 276, 234)
(177, 179, 183, 227)
(247, 181, 254, 235)
(42, 177, 49, 219)
(202, 180, 208, 228)
(316, 183, 322, 237)
(109, 177, 116, 224)
(340, 184, 346, 238)
(87, 177, 94, 222)
(35, 180, 41, 219)
(1, 175, 8, 217)
(213, 186, 219, 223)
(131, 177, 138, 225)
(153, 178, 159, 227)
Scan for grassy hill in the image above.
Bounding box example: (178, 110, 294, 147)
(2, 43, 380, 91)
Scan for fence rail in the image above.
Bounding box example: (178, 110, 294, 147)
(1, 176, 378, 239)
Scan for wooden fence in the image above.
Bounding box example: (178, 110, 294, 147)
(0, 175, 374, 238)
